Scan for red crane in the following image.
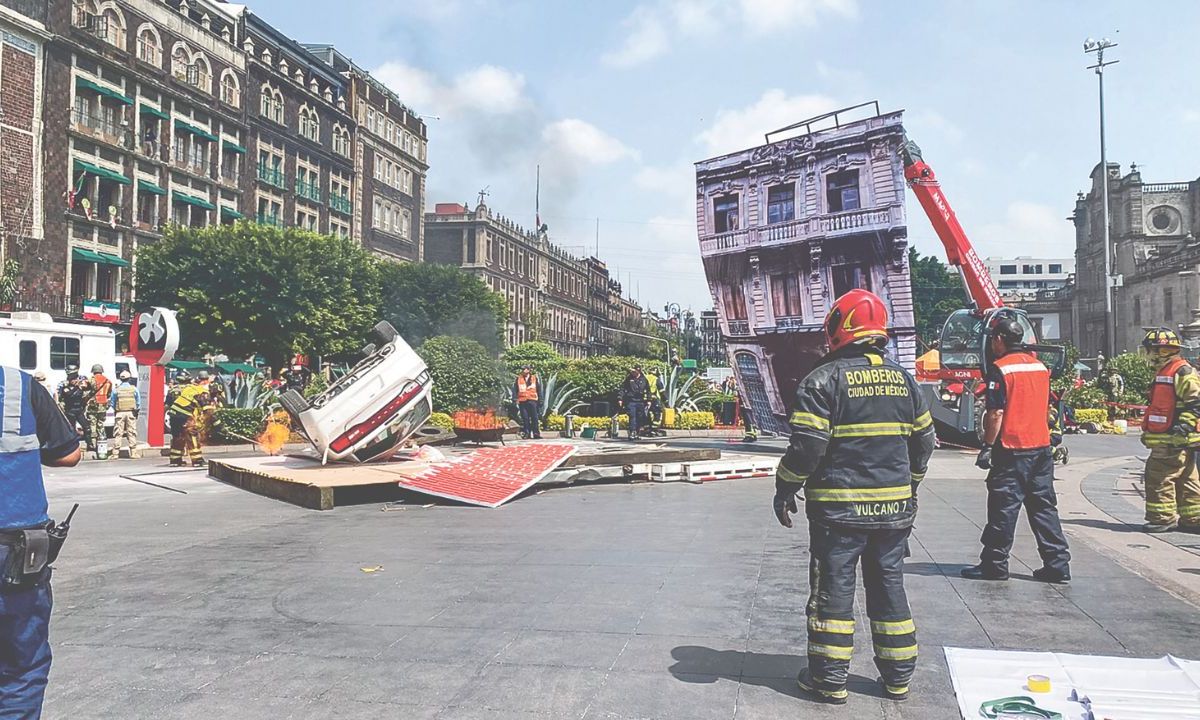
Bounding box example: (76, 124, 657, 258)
(900, 140, 1005, 312)
(898, 138, 1065, 447)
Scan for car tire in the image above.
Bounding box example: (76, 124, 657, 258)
(373, 321, 399, 344)
(280, 390, 308, 419)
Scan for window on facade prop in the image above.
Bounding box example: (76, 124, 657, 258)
(1023, 264, 1036, 274)
(721, 283, 748, 321)
(771, 273, 802, 318)
(137, 27, 160, 66)
(766, 184, 795, 225)
(1049, 263, 1063, 274)
(999, 265, 1017, 275)
(826, 170, 860, 212)
(713, 195, 739, 234)
(832, 263, 872, 298)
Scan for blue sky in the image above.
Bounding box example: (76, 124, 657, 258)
(245, 0, 1200, 312)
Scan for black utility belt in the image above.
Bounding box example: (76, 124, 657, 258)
(2, 505, 78, 589)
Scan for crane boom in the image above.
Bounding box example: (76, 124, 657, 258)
(900, 140, 1004, 311)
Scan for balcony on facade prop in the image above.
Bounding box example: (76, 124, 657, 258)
(699, 204, 902, 258)
(329, 193, 352, 214)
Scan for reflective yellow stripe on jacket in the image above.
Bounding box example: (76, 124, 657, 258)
(806, 485, 913, 502)
(831, 422, 914, 438)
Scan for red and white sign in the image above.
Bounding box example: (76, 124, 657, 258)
(129, 307, 180, 366)
(400, 443, 576, 507)
(129, 307, 180, 448)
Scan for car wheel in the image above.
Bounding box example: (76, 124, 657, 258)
(279, 390, 308, 419)
(373, 321, 399, 344)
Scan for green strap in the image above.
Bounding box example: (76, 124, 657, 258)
(979, 696, 1062, 720)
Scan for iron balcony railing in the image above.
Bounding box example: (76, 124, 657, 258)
(257, 164, 286, 189)
(329, 194, 352, 214)
(71, 109, 127, 145)
(256, 212, 283, 228)
(295, 178, 323, 202)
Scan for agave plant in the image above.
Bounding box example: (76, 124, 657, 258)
(664, 366, 715, 412)
(539, 372, 587, 420)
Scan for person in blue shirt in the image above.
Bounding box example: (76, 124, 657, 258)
(1, 366, 82, 717)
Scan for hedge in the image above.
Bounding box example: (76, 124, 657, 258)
(675, 411, 716, 430)
(1073, 409, 1108, 425)
(214, 407, 266, 443)
(427, 412, 454, 431)
(542, 411, 716, 431)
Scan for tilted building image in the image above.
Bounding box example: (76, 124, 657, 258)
(694, 104, 914, 434)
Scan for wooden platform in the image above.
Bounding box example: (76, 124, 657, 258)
(206, 441, 725, 510)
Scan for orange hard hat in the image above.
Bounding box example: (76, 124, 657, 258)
(825, 289, 889, 353)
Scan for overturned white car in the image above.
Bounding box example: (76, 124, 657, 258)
(279, 322, 433, 464)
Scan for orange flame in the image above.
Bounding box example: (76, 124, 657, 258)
(257, 411, 292, 455)
(452, 409, 505, 430)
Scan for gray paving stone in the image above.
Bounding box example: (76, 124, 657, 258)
(586, 671, 739, 720)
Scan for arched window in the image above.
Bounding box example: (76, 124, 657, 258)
(171, 44, 190, 82)
(192, 55, 211, 93)
(73, 0, 99, 31)
(98, 4, 125, 48)
(298, 106, 319, 142)
(136, 25, 160, 66)
(332, 125, 350, 158)
(260, 84, 283, 124)
(220, 71, 239, 107)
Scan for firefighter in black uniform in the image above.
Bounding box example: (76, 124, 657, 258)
(774, 289, 935, 704)
(962, 315, 1071, 583)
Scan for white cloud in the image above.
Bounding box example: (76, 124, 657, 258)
(452, 65, 528, 114)
(602, 6, 670, 68)
(696, 89, 838, 157)
(373, 61, 441, 111)
(974, 201, 1075, 256)
(906, 109, 965, 145)
(739, 0, 858, 34)
(373, 62, 527, 116)
(603, 0, 857, 67)
(543, 119, 639, 165)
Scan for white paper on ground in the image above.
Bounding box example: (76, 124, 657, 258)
(944, 647, 1083, 720)
(944, 648, 1200, 720)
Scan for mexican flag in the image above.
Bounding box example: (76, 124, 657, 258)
(83, 300, 121, 323)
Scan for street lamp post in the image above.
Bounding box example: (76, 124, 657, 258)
(1084, 37, 1119, 358)
(602, 326, 670, 365)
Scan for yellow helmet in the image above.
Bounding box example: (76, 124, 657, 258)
(1142, 328, 1182, 351)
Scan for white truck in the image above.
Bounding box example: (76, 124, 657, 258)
(0, 311, 136, 429)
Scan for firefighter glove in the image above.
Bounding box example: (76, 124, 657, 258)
(773, 489, 798, 528)
(975, 446, 993, 470)
(1174, 411, 1200, 436)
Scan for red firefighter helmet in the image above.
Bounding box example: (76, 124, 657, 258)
(825, 289, 889, 353)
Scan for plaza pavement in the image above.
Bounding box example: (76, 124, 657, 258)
(38, 434, 1200, 718)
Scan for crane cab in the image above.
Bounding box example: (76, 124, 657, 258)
(938, 308, 1038, 382)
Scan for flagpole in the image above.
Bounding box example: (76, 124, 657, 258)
(535, 164, 540, 232)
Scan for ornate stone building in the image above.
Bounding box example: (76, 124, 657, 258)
(425, 202, 592, 357)
(304, 44, 428, 262)
(695, 105, 913, 434)
(1071, 162, 1200, 356)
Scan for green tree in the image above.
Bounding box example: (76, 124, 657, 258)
(136, 223, 381, 367)
(502, 341, 566, 376)
(417, 335, 505, 412)
(559, 355, 669, 405)
(1103, 352, 1154, 403)
(379, 263, 507, 354)
(909, 248, 968, 347)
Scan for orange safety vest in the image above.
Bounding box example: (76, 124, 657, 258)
(1145, 356, 1190, 434)
(994, 351, 1052, 450)
(516, 374, 539, 402)
(92, 374, 112, 406)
